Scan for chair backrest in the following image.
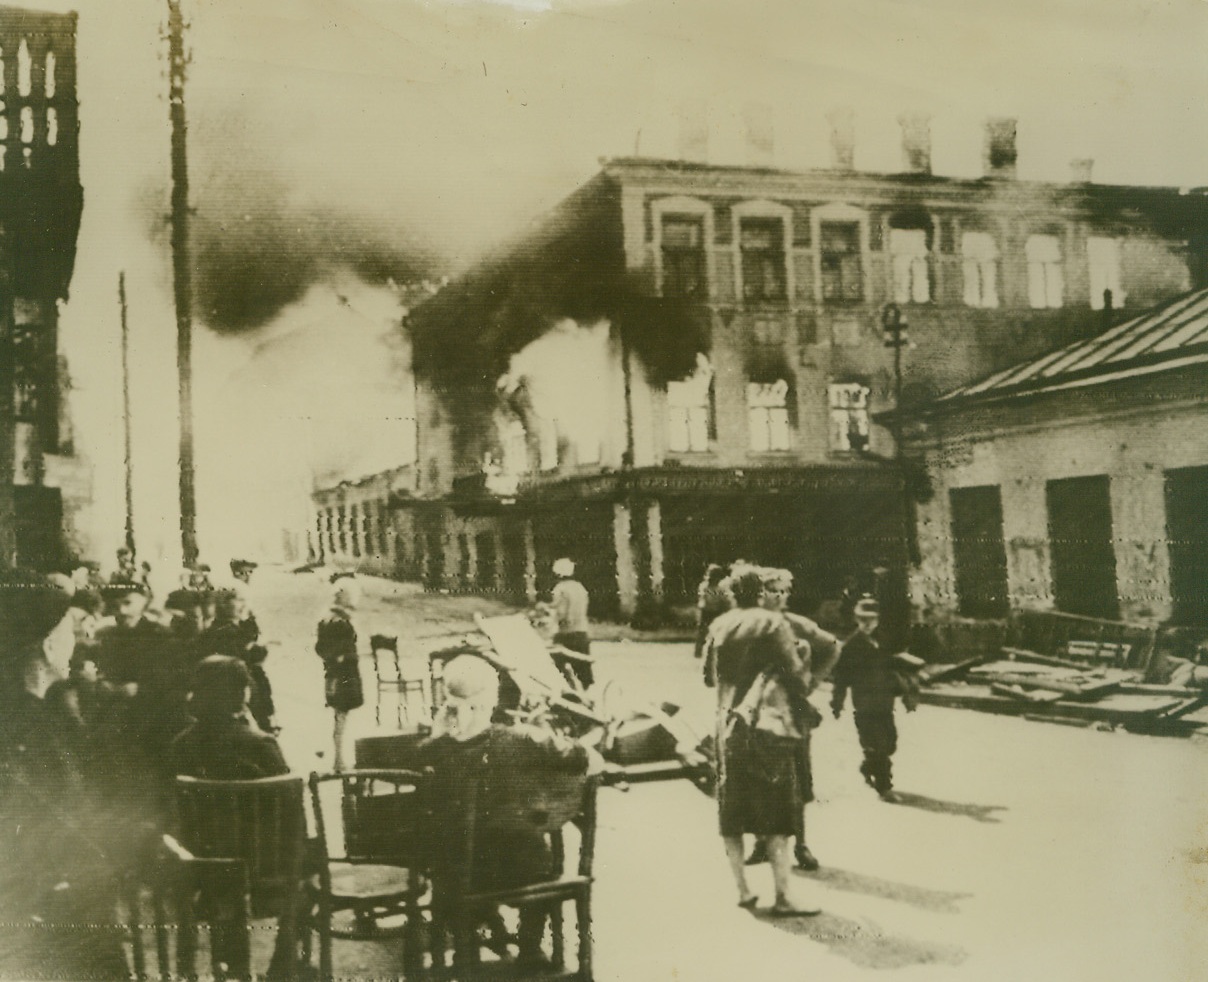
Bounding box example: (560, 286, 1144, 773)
(372, 635, 401, 683)
(174, 774, 306, 901)
(461, 772, 599, 890)
(309, 769, 428, 869)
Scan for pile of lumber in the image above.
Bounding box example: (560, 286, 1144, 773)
(917, 650, 1208, 734)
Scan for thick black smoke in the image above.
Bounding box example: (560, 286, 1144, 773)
(409, 174, 710, 395)
(189, 166, 444, 334)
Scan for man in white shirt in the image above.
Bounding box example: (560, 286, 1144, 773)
(550, 558, 593, 689)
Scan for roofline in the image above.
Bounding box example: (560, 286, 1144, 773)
(599, 155, 1208, 200)
(883, 346, 1208, 420)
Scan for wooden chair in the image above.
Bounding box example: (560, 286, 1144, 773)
(372, 634, 431, 728)
(159, 774, 308, 980)
(304, 769, 432, 980)
(435, 774, 599, 982)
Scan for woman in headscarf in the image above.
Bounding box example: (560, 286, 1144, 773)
(703, 568, 821, 917)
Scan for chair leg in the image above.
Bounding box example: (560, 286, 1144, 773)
(121, 875, 146, 979)
(576, 893, 593, 982)
(318, 899, 333, 982)
(550, 902, 565, 968)
(152, 882, 171, 979)
(401, 904, 425, 976)
(177, 888, 198, 979)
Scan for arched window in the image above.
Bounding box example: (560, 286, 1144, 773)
(1026, 234, 1064, 308)
(667, 354, 714, 453)
(747, 379, 791, 452)
(888, 209, 933, 304)
(961, 231, 999, 308)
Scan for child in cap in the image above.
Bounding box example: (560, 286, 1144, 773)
(830, 597, 902, 802)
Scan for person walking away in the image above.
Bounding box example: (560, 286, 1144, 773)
(830, 598, 900, 802)
(315, 577, 364, 771)
(693, 564, 731, 660)
(550, 558, 594, 689)
(745, 567, 838, 871)
(704, 569, 821, 917)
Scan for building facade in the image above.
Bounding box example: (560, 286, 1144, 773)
(0, 6, 84, 572)
(901, 286, 1208, 629)
(402, 119, 1208, 624)
(311, 465, 416, 578)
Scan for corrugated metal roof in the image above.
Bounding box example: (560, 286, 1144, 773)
(936, 287, 1208, 405)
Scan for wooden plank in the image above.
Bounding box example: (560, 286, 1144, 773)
(1021, 713, 1096, 728)
(983, 672, 1121, 699)
(919, 683, 1199, 730)
(1001, 647, 1087, 671)
(1155, 693, 1208, 721)
(990, 683, 1065, 704)
(1116, 682, 1204, 697)
(919, 656, 993, 685)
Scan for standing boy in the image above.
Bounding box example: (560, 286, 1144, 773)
(830, 598, 900, 803)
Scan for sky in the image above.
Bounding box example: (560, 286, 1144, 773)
(33, 0, 1208, 572)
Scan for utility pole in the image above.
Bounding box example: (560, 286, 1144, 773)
(119, 273, 135, 556)
(167, 0, 198, 565)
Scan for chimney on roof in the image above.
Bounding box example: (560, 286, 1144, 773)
(983, 117, 1018, 178)
(676, 99, 709, 163)
(1070, 158, 1094, 183)
(743, 101, 775, 167)
(898, 112, 931, 175)
(828, 107, 855, 171)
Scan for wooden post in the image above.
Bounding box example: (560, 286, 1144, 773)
(167, 0, 198, 565)
(118, 272, 135, 556)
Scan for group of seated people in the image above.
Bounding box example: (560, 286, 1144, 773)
(0, 570, 599, 979)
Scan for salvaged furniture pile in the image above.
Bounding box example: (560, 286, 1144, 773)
(918, 609, 1208, 735)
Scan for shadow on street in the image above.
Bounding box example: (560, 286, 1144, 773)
(890, 791, 1007, 823)
(799, 866, 971, 914)
(754, 910, 967, 970)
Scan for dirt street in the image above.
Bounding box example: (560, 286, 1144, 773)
(250, 568, 1208, 982)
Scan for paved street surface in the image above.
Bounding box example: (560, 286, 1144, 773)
(249, 568, 1208, 981)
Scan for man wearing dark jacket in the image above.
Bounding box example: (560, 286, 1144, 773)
(830, 598, 900, 802)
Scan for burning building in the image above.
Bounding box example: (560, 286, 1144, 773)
(0, 6, 83, 571)
(396, 117, 1208, 624)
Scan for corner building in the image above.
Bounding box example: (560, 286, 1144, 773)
(403, 122, 1208, 625)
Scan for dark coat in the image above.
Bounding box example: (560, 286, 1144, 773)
(315, 612, 364, 712)
(170, 715, 289, 781)
(831, 630, 897, 716)
(418, 725, 589, 894)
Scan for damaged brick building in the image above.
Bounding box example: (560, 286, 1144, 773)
(0, 7, 84, 571)
(898, 285, 1208, 630)
(387, 115, 1208, 624)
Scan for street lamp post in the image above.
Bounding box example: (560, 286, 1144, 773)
(881, 303, 919, 566)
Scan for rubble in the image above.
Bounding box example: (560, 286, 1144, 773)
(916, 611, 1208, 735)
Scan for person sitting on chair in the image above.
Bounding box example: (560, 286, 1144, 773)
(169, 656, 294, 980)
(171, 656, 288, 781)
(420, 655, 601, 967)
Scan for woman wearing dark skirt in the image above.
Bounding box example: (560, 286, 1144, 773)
(704, 569, 821, 917)
(315, 577, 364, 771)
